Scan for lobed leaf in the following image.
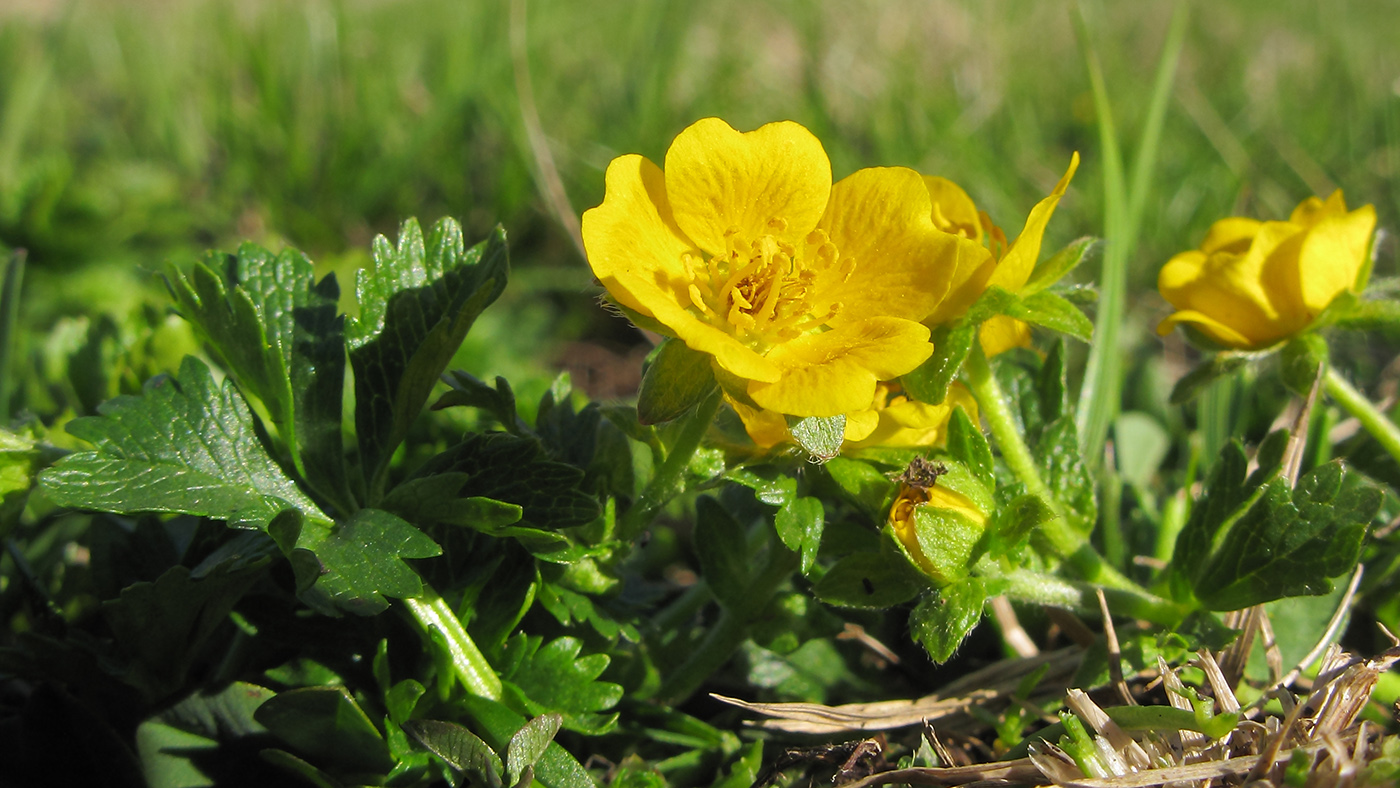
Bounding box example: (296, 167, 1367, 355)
(347, 220, 508, 495)
(167, 243, 350, 510)
(774, 496, 824, 575)
(40, 356, 325, 530)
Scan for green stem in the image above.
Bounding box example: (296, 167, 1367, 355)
(963, 346, 1139, 593)
(403, 584, 502, 700)
(1001, 567, 1186, 626)
(655, 539, 799, 705)
(1324, 367, 1400, 467)
(619, 388, 722, 540)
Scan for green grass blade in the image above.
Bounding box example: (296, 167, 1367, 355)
(1074, 3, 1187, 472)
(0, 250, 24, 422)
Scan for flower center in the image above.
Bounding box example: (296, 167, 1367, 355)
(682, 221, 855, 349)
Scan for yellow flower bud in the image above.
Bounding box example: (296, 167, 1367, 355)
(887, 457, 989, 585)
(1157, 191, 1376, 349)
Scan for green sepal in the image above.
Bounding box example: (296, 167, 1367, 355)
(1022, 236, 1098, 295)
(1326, 294, 1400, 331)
(909, 578, 992, 663)
(1168, 352, 1255, 405)
(636, 339, 718, 425)
(945, 405, 993, 487)
(1005, 290, 1093, 343)
(812, 551, 924, 609)
(1279, 334, 1329, 396)
(909, 505, 984, 585)
(786, 414, 845, 462)
(902, 323, 975, 405)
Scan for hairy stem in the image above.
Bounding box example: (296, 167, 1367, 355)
(1324, 367, 1400, 467)
(1000, 567, 1186, 626)
(964, 346, 1141, 593)
(403, 584, 502, 700)
(619, 388, 722, 540)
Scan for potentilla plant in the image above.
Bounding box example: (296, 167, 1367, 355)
(0, 114, 1394, 787)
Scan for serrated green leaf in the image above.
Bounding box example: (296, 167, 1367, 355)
(168, 244, 351, 511)
(724, 465, 797, 507)
(255, 686, 395, 775)
(1023, 236, 1097, 295)
(774, 496, 824, 575)
(40, 356, 326, 530)
(506, 713, 563, 787)
(636, 339, 718, 425)
(283, 508, 442, 617)
(410, 432, 599, 530)
(103, 563, 266, 701)
(812, 552, 923, 609)
(786, 414, 845, 462)
(380, 473, 524, 530)
(404, 719, 503, 784)
(1192, 461, 1378, 610)
(1169, 352, 1254, 405)
(1007, 290, 1093, 342)
(505, 637, 623, 731)
(909, 580, 987, 663)
(902, 323, 976, 405)
(945, 406, 993, 487)
(347, 220, 508, 495)
(1036, 416, 1096, 535)
(1279, 333, 1329, 396)
(694, 496, 750, 609)
(433, 371, 524, 434)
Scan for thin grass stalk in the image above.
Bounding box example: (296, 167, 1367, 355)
(1074, 4, 1189, 471)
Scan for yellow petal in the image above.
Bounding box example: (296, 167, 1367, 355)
(747, 317, 933, 417)
(817, 166, 965, 325)
(925, 247, 996, 326)
(1156, 222, 1309, 349)
(726, 395, 791, 449)
(1200, 217, 1262, 255)
(847, 383, 976, 448)
(664, 118, 831, 255)
(1288, 189, 1350, 227)
(1154, 309, 1256, 347)
(988, 152, 1080, 292)
(582, 154, 781, 382)
(922, 176, 983, 241)
(843, 408, 881, 443)
(979, 316, 1032, 357)
(1298, 203, 1376, 314)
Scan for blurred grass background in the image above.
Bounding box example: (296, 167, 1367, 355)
(0, 0, 1397, 397)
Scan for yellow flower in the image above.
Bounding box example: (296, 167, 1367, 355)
(922, 155, 1080, 355)
(1157, 191, 1376, 349)
(582, 118, 980, 418)
(728, 381, 979, 450)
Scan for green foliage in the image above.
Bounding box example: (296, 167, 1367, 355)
(347, 219, 508, 494)
(909, 579, 989, 663)
(1173, 440, 1380, 610)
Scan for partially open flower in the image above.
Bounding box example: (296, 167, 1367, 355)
(887, 456, 989, 585)
(922, 155, 1080, 355)
(1157, 191, 1376, 349)
(584, 118, 984, 418)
